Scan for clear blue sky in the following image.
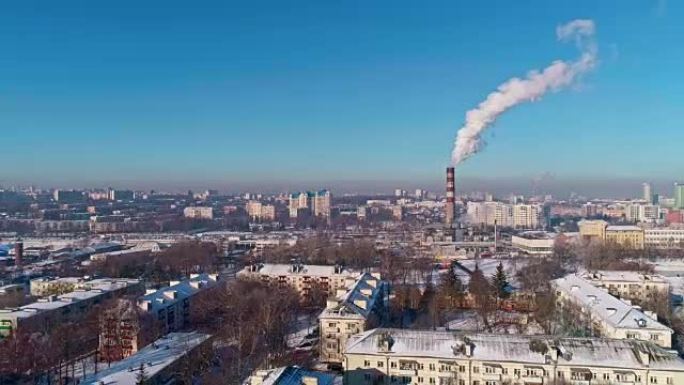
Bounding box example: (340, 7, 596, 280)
(1, 0, 682, 189)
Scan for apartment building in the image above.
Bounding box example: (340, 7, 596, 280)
(582, 270, 670, 303)
(30, 276, 141, 297)
(553, 274, 672, 348)
(82, 332, 212, 385)
(343, 328, 684, 385)
(183, 206, 214, 219)
(137, 273, 219, 335)
(0, 278, 143, 336)
(466, 201, 542, 229)
(238, 263, 357, 299)
(246, 200, 276, 221)
(319, 272, 387, 364)
(288, 190, 332, 219)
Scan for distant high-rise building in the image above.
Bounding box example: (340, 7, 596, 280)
(642, 182, 652, 202)
(289, 189, 331, 219)
(313, 190, 332, 218)
(675, 183, 684, 210)
(414, 189, 425, 199)
(53, 189, 85, 203)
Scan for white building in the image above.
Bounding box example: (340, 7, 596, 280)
(343, 328, 684, 385)
(138, 274, 219, 335)
(510, 231, 557, 256)
(30, 276, 141, 297)
(183, 206, 213, 219)
(645, 228, 684, 249)
(246, 366, 338, 385)
(238, 263, 357, 300)
(552, 274, 673, 348)
(319, 272, 387, 363)
(246, 201, 276, 221)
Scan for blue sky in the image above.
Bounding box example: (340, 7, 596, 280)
(0, 0, 682, 189)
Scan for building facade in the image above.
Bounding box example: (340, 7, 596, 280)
(343, 328, 684, 385)
(319, 272, 387, 364)
(553, 274, 672, 348)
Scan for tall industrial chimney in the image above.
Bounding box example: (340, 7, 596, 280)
(14, 241, 23, 267)
(446, 167, 455, 226)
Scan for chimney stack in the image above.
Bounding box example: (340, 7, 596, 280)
(446, 167, 455, 226)
(14, 241, 23, 267)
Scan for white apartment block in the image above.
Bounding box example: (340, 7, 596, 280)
(582, 271, 670, 303)
(466, 201, 542, 229)
(238, 263, 357, 299)
(0, 278, 143, 336)
(137, 273, 219, 335)
(343, 328, 684, 385)
(183, 206, 214, 219)
(626, 203, 662, 224)
(319, 272, 387, 363)
(645, 228, 684, 249)
(553, 274, 673, 348)
(288, 190, 332, 218)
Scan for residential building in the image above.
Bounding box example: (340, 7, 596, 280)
(343, 328, 684, 385)
(137, 274, 219, 335)
(314, 190, 332, 218)
(552, 274, 672, 348)
(247, 366, 339, 385)
(30, 276, 141, 297)
(238, 263, 357, 300)
(645, 228, 684, 248)
(510, 231, 556, 256)
(578, 219, 608, 243)
(466, 201, 542, 228)
(81, 332, 212, 385)
(0, 278, 143, 336)
(183, 206, 213, 219)
(319, 272, 387, 363)
(246, 200, 276, 221)
(643, 182, 653, 203)
(582, 271, 670, 303)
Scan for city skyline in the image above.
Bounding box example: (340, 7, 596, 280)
(2, 1, 683, 188)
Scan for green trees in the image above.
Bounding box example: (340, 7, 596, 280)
(491, 262, 510, 302)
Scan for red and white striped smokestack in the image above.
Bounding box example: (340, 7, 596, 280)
(446, 167, 455, 225)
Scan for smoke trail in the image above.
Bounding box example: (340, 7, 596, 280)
(451, 19, 598, 165)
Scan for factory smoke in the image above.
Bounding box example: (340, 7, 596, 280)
(451, 19, 598, 166)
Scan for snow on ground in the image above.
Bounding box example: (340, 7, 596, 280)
(455, 258, 528, 289)
(444, 310, 544, 335)
(286, 313, 318, 349)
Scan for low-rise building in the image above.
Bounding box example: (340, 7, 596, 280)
(343, 328, 684, 385)
(606, 225, 645, 249)
(246, 366, 339, 385)
(0, 278, 143, 336)
(81, 332, 212, 385)
(645, 228, 684, 249)
(30, 276, 141, 297)
(583, 270, 670, 303)
(319, 272, 387, 364)
(137, 274, 219, 335)
(553, 274, 672, 348)
(238, 263, 357, 300)
(510, 231, 556, 256)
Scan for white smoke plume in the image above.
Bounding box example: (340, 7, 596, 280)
(451, 19, 598, 165)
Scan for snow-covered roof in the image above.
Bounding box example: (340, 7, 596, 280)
(606, 225, 643, 232)
(320, 273, 385, 320)
(242, 263, 356, 278)
(583, 271, 668, 285)
(345, 328, 684, 371)
(552, 274, 672, 332)
(138, 273, 218, 313)
(247, 366, 339, 385)
(81, 332, 211, 385)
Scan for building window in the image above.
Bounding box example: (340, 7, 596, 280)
(377, 361, 384, 368)
(364, 360, 370, 367)
(391, 362, 396, 368)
